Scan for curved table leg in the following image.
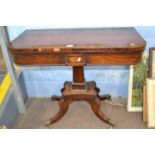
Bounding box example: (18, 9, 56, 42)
(87, 99, 116, 127)
(94, 83, 111, 101)
(98, 94, 111, 101)
(45, 99, 72, 127)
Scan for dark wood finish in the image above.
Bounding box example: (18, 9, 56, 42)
(148, 47, 155, 78)
(65, 54, 85, 66)
(11, 52, 143, 65)
(8, 28, 146, 127)
(46, 98, 72, 124)
(46, 81, 115, 127)
(73, 66, 85, 83)
(9, 28, 146, 66)
(12, 53, 65, 65)
(9, 28, 145, 49)
(72, 66, 85, 89)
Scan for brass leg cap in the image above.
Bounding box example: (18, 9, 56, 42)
(45, 120, 52, 128)
(108, 119, 116, 127)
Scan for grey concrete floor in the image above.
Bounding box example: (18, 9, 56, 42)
(13, 97, 147, 129)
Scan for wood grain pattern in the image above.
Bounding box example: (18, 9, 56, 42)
(73, 66, 84, 83)
(9, 28, 145, 49)
(46, 81, 116, 127)
(9, 28, 146, 66)
(8, 28, 146, 127)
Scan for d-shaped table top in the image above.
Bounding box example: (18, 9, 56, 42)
(9, 27, 146, 66)
(8, 28, 146, 127)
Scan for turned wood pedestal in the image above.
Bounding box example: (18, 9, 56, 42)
(45, 66, 116, 127)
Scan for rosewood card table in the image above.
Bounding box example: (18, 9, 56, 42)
(9, 28, 146, 127)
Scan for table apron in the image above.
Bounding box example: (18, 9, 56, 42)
(12, 52, 143, 66)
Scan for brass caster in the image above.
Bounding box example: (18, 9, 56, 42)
(108, 119, 116, 128)
(45, 120, 53, 128)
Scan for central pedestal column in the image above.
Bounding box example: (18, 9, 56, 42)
(46, 66, 116, 128)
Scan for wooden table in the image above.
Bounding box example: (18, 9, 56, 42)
(9, 28, 146, 127)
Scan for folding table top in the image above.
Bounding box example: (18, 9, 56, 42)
(9, 27, 146, 51)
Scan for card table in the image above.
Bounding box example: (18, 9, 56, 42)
(9, 28, 146, 127)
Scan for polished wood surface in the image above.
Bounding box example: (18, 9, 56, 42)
(8, 28, 146, 127)
(47, 81, 115, 127)
(10, 28, 145, 49)
(73, 66, 84, 83)
(9, 28, 146, 66)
